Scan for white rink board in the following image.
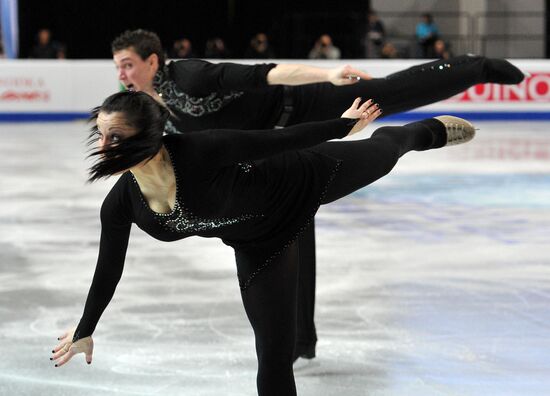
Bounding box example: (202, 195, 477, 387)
(0, 59, 549, 116)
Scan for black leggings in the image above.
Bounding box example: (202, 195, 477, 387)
(289, 56, 485, 353)
(239, 118, 444, 396)
(290, 54, 521, 358)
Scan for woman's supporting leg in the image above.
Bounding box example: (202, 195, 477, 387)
(315, 118, 448, 204)
(288, 55, 524, 123)
(239, 241, 300, 396)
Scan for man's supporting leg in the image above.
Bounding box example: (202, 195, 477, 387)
(294, 221, 317, 361)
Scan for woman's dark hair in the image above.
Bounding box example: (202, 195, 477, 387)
(111, 29, 166, 68)
(87, 91, 170, 182)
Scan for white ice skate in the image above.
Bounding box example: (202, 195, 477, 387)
(434, 115, 476, 146)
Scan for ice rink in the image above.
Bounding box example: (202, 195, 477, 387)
(1, 119, 549, 395)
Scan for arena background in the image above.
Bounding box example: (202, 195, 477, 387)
(2, 0, 549, 121)
(1, 1, 550, 396)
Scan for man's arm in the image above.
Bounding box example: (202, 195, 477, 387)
(170, 59, 372, 95)
(266, 63, 372, 86)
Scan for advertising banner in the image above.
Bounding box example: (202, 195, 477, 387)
(0, 59, 548, 121)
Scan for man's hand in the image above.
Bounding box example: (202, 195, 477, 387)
(328, 65, 372, 86)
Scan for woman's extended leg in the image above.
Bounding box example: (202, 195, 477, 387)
(288, 55, 524, 123)
(238, 241, 301, 396)
(315, 117, 469, 204)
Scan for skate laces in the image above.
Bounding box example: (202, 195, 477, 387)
(446, 122, 470, 144)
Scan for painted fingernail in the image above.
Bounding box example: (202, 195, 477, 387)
(49, 357, 53, 361)
(87, 361, 91, 365)
(54, 364, 58, 367)
(57, 338, 60, 340)
(51, 350, 55, 353)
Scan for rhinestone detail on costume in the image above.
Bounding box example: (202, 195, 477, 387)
(156, 199, 260, 234)
(237, 162, 253, 173)
(164, 119, 180, 135)
(154, 68, 244, 117)
(385, 54, 484, 81)
(130, 147, 263, 235)
(238, 160, 343, 290)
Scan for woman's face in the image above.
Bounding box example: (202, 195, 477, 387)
(96, 111, 136, 151)
(113, 48, 158, 92)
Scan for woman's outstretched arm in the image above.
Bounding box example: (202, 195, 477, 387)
(174, 98, 381, 167)
(74, 213, 131, 341)
(51, 189, 132, 367)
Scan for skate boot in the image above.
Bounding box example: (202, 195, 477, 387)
(434, 115, 476, 146)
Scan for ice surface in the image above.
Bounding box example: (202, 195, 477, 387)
(1, 120, 549, 395)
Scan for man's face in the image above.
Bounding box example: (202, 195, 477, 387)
(113, 48, 158, 92)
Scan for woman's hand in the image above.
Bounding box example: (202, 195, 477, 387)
(51, 327, 94, 367)
(328, 65, 372, 85)
(341, 97, 382, 136)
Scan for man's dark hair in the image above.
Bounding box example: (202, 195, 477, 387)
(87, 91, 170, 182)
(111, 29, 166, 67)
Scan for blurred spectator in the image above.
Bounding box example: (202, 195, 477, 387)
(364, 10, 385, 58)
(169, 38, 196, 59)
(205, 37, 231, 59)
(29, 29, 66, 59)
(415, 13, 440, 58)
(380, 42, 399, 59)
(308, 34, 341, 60)
(433, 39, 452, 59)
(244, 33, 275, 59)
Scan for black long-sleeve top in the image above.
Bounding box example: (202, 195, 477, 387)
(73, 118, 353, 342)
(154, 59, 284, 133)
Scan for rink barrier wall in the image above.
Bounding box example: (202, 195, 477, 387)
(0, 59, 549, 122)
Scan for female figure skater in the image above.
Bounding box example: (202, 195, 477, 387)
(111, 29, 524, 360)
(51, 91, 474, 396)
